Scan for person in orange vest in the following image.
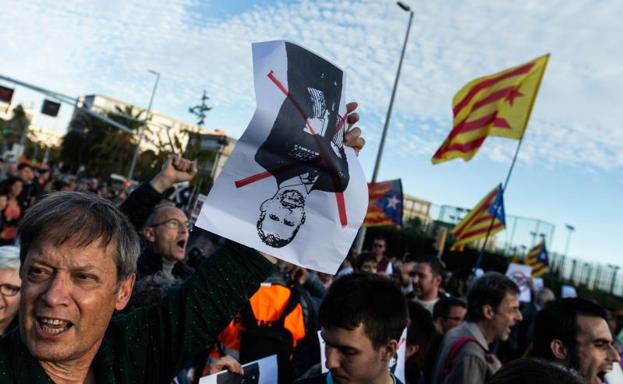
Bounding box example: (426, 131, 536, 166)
(210, 276, 306, 383)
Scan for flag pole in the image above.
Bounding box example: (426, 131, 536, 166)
(473, 137, 524, 270)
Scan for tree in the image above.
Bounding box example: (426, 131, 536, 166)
(188, 90, 212, 127)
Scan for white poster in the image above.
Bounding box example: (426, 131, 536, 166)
(506, 263, 533, 303)
(198, 355, 278, 384)
(196, 41, 368, 274)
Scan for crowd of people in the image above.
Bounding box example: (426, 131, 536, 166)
(0, 109, 621, 384)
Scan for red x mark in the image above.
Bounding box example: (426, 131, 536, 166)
(234, 70, 348, 227)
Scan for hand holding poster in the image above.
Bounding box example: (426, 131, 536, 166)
(196, 41, 368, 273)
(198, 355, 277, 384)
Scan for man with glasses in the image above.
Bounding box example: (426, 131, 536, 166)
(433, 296, 467, 334)
(371, 237, 392, 275)
(0, 246, 20, 336)
(120, 155, 196, 281)
(431, 272, 522, 384)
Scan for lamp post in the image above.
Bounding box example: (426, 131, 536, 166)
(355, 2, 413, 252)
(370, 1, 414, 183)
(563, 224, 575, 256)
(609, 264, 620, 295)
(128, 70, 160, 180)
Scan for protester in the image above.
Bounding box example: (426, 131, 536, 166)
(433, 296, 467, 334)
(487, 358, 587, 384)
(354, 252, 378, 273)
(431, 272, 522, 384)
(371, 236, 393, 275)
(0, 189, 275, 383)
(0, 177, 23, 245)
(0, 246, 20, 336)
(297, 272, 408, 384)
(119, 157, 198, 281)
(406, 300, 443, 384)
(17, 162, 40, 210)
(411, 254, 445, 313)
(531, 298, 620, 384)
(138, 202, 193, 281)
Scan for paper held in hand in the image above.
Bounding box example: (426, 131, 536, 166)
(196, 40, 368, 274)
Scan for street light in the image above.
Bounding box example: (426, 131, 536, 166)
(564, 224, 575, 256)
(128, 69, 160, 180)
(355, 2, 414, 252)
(370, 1, 414, 183)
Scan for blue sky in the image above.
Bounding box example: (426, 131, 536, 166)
(1, 0, 621, 266)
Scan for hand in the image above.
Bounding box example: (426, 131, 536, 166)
(208, 355, 244, 375)
(150, 155, 198, 193)
(259, 251, 278, 264)
(344, 102, 365, 155)
(290, 267, 309, 285)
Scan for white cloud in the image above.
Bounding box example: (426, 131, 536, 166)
(1, 0, 622, 173)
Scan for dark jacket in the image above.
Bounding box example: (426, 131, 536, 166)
(0, 241, 274, 383)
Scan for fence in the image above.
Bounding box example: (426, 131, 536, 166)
(415, 203, 623, 297)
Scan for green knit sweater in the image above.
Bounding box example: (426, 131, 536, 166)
(0, 241, 274, 383)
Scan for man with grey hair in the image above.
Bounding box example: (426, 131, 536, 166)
(0, 245, 20, 335)
(431, 272, 523, 384)
(0, 186, 275, 383)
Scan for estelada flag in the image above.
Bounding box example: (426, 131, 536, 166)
(525, 240, 550, 277)
(364, 179, 403, 227)
(432, 54, 549, 164)
(451, 184, 505, 251)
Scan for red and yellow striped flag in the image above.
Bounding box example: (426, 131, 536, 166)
(432, 54, 549, 164)
(451, 184, 505, 252)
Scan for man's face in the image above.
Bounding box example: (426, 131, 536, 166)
(322, 325, 394, 384)
(372, 240, 385, 259)
(19, 166, 34, 183)
(489, 292, 522, 341)
(257, 190, 305, 248)
(144, 207, 189, 262)
(572, 315, 620, 384)
(0, 268, 21, 331)
(439, 305, 466, 333)
(412, 262, 440, 300)
(360, 260, 378, 274)
(19, 239, 134, 364)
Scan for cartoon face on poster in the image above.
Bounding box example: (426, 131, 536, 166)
(196, 41, 368, 273)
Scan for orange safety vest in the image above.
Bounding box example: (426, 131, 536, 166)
(213, 283, 306, 357)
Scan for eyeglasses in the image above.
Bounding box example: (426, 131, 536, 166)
(0, 283, 20, 297)
(150, 219, 191, 232)
(373, 243, 385, 248)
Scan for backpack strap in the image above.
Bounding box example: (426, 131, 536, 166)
(240, 301, 258, 331)
(442, 336, 494, 378)
(276, 283, 300, 327)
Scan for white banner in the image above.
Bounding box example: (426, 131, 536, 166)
(197, 41, 368, 273)
(506, 263, 533, 303)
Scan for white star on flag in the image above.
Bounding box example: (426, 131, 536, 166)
(387, 195, 401, 209)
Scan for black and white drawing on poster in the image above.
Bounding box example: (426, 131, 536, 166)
(199, 355, 277, 384)
(196, 41, 367, 274)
